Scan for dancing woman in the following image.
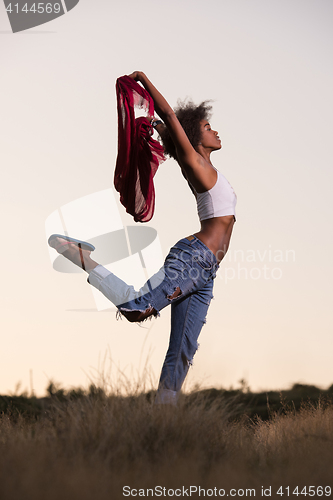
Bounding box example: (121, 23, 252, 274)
(48, 72, 237, 405)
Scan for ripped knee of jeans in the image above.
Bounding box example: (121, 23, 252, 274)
(116, 305, 159, 323)
(167, 286, 182, 301)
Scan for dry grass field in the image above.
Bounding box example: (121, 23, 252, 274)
(0, 381, 333, 500)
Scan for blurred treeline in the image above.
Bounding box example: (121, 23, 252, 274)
(1, 381, 333, 422)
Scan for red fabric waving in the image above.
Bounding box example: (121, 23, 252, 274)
(114, 75, 165, 223)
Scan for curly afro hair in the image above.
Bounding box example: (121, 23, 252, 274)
(159, 99, 213, 161)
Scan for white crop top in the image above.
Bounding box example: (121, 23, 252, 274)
(192, 168, 237, 222)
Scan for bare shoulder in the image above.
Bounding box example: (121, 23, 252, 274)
(180, 155, 218, 193)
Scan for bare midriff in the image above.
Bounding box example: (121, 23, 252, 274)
(191, 215, 235, 264)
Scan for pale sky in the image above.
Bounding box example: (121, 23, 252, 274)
(1, 0, 332, 396)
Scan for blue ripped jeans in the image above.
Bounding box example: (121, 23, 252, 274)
(88, 236, 219, 405)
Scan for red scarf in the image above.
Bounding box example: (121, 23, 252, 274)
(114, 75, 165, 222)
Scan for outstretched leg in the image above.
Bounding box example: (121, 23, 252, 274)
(49, 236, 158, 321)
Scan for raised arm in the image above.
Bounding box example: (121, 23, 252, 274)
(128, 71, 202, 171)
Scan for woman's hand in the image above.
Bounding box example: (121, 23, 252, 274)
(127, 71, 143, 82)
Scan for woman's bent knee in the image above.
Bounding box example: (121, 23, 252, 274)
(120, 307, 157, 323)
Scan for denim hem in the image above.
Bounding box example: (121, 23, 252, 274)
(87, 264, 112, 288)
(155, 388, 178, 406)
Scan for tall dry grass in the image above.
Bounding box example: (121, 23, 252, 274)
(0, 384, 332, 500)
